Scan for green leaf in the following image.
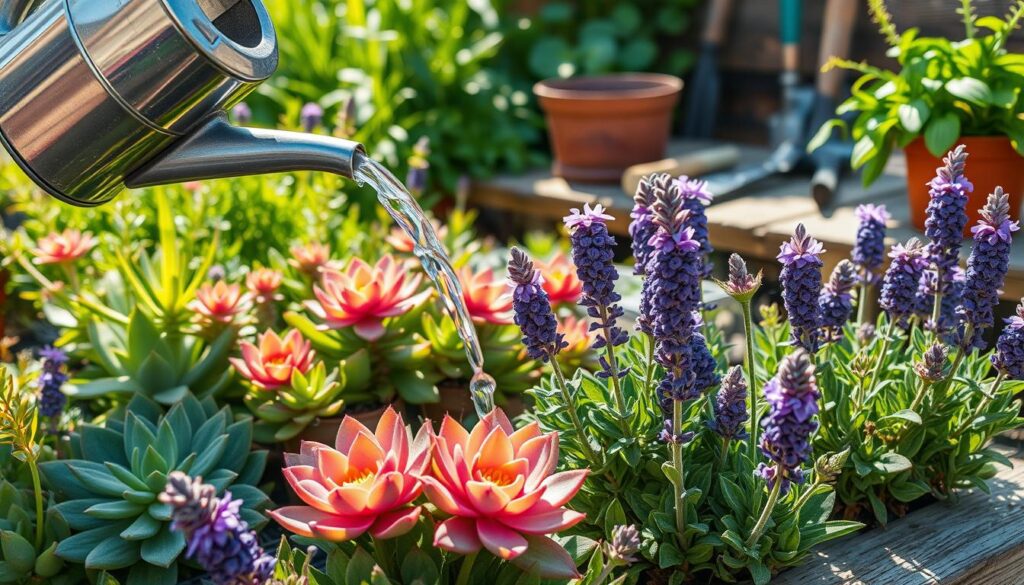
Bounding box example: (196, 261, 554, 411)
(69, 465, 131, 498)
(510, 534, 581, 579)
(851, 135, 878, 169)
(0, 530, 35, 574)
(80, 426, 130, 467)
(658, 542, 684, 568)
(140, 526, 185, 568)
(897, 100, 930, 133)
(945, 77, 992, 106)
(127, 559, 177, 585)
(875, 452, 913, 474)
(85, 535, 140, 570)
(400, 549, 438, 584)
(121, 514, 162, 541)
(750, 561, 771, 585)
(34, 542, 64, 577)
(85, 500, 146, 520)
(880, 409, 922, 425)
(345, 547, 377, 584)
(807, 119, 846, 152)
(603, 500, 626, 536)
(923, 113, 961, 156)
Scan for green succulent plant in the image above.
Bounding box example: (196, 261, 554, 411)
(65, 309, 236, 406)
(245, 357, 369, 442)
(39, 392, 269, 585)
(0, 480, 80, 585)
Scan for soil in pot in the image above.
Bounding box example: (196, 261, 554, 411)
(534, 74, 683, 183)
(905, 136, 1024, 232)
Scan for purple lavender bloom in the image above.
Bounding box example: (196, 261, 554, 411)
(508, 247, 565, 362)
(406, 137, 431, 195)
(631, 175, 662, 337)
(819, 260, 857, 343)
(691, 323, 721, 394)
(993, 301, 1024, 380)
(880, 238, 927, 326)
(646, 188, 703, 422)
(231, 103, 252, 125)
(564, 204, 628, 379)
(757, 349, 820, 494)
(778, 224, 825, 352)
(301, 102, 324, 132)
(161, 472, 273, 585)
(915, 266, 965, 333)
(923, 145, 972, 281)
(709, 366, 749, 440)
(957, 188, 1019, 348)
(677, 176, 715, 276)
(914, 342, 948, 382)
(852, 204, 891, 284)
(36, 346, 67, 418)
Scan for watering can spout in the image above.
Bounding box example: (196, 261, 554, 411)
(126, 115, 366, 187)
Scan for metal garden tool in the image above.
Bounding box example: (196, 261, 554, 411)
(682, 0, 735, 138)
(702, 0, 815, 200)
(808, 0, 859, 211)
(0, 0, 365, 207)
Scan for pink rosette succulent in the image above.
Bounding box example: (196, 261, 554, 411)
(32, 229, 97, 265)
(459, 266, 513, 325)
(423, 410, 587, 579)
(305, 255, 430, 341)
(246, 267, 284, 303)
(289, 243, 333, 275)
(537, 252, 583, 306)
(191, 281, 250, 325)
(230, 329, 315, 391)
(270, 407, 430, 541)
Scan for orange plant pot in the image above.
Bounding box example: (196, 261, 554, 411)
(534, 74, 683, 183)
(905, 136, 1024, 234)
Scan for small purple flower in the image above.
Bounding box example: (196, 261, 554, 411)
(632, 175, 664, 336)
(914, 342, 948, 382)
(677, 176, 715, 276)
(508, 248, 565, 362)
(691, 324, 721, 394)
(819, 260, 857, 343)
(161, 472, 273, 585)
(958, 188, 1019, 348)
(232, 103, 252, 125)
(778, 224, 825, 352)
(852, 203, 890, 284)
(301, 102, 324, 132)
(36, 346, 67, 418)
(718, 253, 761, 300)
(923, 145, 972, 282)
(564, 204, 628, 379)
(880, 238, 927, 326)
(406, 137, 431, 196)
(757, 349, 820, 494)
(993, 300, 1024, 380)
(709, 365, 748, 440)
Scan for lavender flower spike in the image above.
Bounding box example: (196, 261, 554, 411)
(564, 203, 628, 379)
(631, 174, 669, 336)
(958, 188, 1020, 348)
(924, 145, 972, 276)
(676, 176, 715, 276)
(992, 300, 1024, 380)
(709, 366, 749, 440)
(716, 253, 761, 302)
(852, 203, 891, 284)
(819, 260, 857, 343)
(914, 342, 948, 382)
(508, 247, 565, 362)
(161, 472, 273, 585)
(36, 346, 67, 418)
(757, 349, 820, 494)
(778, 224, 825, 352)
(880, 238, 927, 326)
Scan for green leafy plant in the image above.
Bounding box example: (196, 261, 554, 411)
(39, 392, 269, 585)
(0, 480, 77, 585)
(810, 0, 1024, 184)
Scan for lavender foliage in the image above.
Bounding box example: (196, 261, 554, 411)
(992, 301, 1024, 380)
(565, 204, 629, 379)
(819, 260, 857, 343)
(709, 366, 749, 440)
(757, 350, 820, 494)
(508, 248, 565, 362)
(778, 224, 825, 352)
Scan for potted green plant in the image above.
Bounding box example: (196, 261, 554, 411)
(810, 0, 1024, 230)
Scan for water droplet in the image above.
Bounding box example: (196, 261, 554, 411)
(470, 369, 497, 418)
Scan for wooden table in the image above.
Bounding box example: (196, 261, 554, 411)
(470, 141, 1024, 301)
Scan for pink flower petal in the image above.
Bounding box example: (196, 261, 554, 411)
(369, 506, 422, 540)
(326, 485, 369, 515)
(510, 534, 582, 579)
(434, 517, 482, 555)
(500, 508, 586, 535)
(536, 470, 588, 509)
(353, 320, 387, 341)
(466, 480, 512, 515)
(420, 476, 476, 517)
(476, 518, 528, 560)
(367, 471, 404, 512)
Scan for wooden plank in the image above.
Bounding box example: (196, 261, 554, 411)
(774, 445, 1024, 585)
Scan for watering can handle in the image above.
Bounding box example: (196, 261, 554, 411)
(780, 0, 802, 72)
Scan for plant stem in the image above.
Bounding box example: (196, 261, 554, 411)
(745, 478, 782, 548)
(908, 379, 933, 413)
(671, 399, 686, 540)
(28, 459, 43, 550)
(952, 373, 1004, 438)
(717, 437, 731, 472)
(935, 344, 968, 406)
(740, 300, 759, 462)
(598, 305, 628, 420)
(793, 478, 825, 514)
(642, 333, 656, 398)
(550, 358, 600, 464)
(864, 320, 898, 404)
(857, 281, 870, 326)
(589, 562, 616, 585)
(455, 551, 478, 585)
(929, 267, 945, 343)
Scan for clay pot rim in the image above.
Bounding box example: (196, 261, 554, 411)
(533, 73, 683, 102)
(905, 135, 1022, 155)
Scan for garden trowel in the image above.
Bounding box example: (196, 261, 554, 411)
(702, 0, 815, 200)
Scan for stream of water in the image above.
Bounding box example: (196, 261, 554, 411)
(352, 153, 496, 418)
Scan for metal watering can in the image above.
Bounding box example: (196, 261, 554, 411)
(0, 0, 364, 206)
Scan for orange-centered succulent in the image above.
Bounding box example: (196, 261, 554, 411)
(191, 281, 250, 325)
(32, 229, 97, 265)
(422, 410, 587, 578)
(537, 252, 582, 305)
(305, 255, 430, 341)
(459, 266, 513, 325)
(246, 267, 284, 303)
(230, 329, 315, 391)
(270, 407, 430, 541)
(289, 242, 333, 275)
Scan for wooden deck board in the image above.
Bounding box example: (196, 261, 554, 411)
(469, 140, 1024, 301)
(774, 445, 1024, 585)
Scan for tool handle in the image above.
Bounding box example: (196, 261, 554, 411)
(816, 0, 859, 97)
(811, 163, 840, 210)
(703, 0, 736, 46)
(780, 0, 803, 72)
(621, 146, 742, 195)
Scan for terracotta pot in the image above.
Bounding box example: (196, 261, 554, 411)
(905, 136, 1024, 233)
(534, 74, 683, 183)
(420, 381, 475, 422)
